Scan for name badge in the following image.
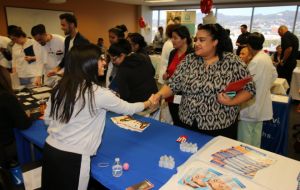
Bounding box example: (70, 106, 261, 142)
(173, 95, 182, 104)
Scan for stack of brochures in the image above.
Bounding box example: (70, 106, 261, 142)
(161, 136, 300, 190)
(111, 115, 150, 132)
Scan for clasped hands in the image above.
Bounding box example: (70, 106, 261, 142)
(145, 91, 234, 110)
(146, 93, 163, 110)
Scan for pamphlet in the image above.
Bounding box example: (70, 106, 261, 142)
(126, 179, 154, 190)
(178, 165, 246, 189)
(111, 115, 150, 132)
(210, 145, 276, 179)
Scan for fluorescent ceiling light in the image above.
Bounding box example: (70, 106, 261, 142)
(144, 0, 177, 3)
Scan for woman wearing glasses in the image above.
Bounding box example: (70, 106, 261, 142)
(43, 44, 154, 189)
(108, 39, 157, 103)
(106, 25, 128, 88)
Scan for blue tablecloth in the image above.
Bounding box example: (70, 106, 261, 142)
(15, 112, 213, 189)
(261, 99, 290, 155)
(15, 98, 290, 189)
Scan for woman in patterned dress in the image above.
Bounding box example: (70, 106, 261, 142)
(153, 24, 256, 139)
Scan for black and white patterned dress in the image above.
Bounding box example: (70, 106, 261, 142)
(168, 52, 255, 130)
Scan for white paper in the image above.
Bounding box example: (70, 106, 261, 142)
(167, 136, 300, 190)
(23, 102, 31, 105)
(161, 160, 269, 190)
(32, 93, 51, 100)
(32, 86, 52, 93)
(173, 95, 182, 104)
(271, 78, 289, 95)
(22, 166, 42, 190)
(271, 94, 289, 103)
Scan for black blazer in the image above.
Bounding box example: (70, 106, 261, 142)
(58, 32, 90, 68)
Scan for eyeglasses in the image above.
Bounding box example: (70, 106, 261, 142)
(110, 55, 120, 62)
(100, 54, 105, 61)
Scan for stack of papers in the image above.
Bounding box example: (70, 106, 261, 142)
(32, 86, 52, 93)
(32, 92, 51, 100)
(111, 115, 150, 132)
(161, 136, 300, 190)
(210, 145, 276, 179)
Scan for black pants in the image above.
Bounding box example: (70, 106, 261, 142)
(177, 119, 238, 140)
(277, 61, 296, 85)
(0, 141, 17, 168)
(168, 102, 182, 127)
(42, 143, 89, 190)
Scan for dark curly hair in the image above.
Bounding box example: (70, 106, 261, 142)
(199, 23, 228, 59)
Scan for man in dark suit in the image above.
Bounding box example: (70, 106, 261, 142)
(48, 13, 89, 76)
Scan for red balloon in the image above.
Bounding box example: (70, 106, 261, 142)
(200, 0, 213, 14)
(139, 17, 146, 28)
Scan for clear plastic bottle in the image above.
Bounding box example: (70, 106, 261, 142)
(112, 157, 123, 177)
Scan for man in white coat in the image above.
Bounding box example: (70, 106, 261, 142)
(238, 32, 278, 147)
(31, 24, 65, 86)
(0, 36, 12, 70)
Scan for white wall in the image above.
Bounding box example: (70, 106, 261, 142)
(139, 5, 153, 44)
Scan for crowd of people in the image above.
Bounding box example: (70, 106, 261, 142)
(0, 11, 299, 189)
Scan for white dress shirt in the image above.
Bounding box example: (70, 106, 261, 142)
(240, 50, 278, 121)
(0, 36, 12, 69)
(12, 38, 43, 78)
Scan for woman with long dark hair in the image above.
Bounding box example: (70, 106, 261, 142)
(0, 66, 31, 167)
(162, 25, 193, 126)
(106, 25, 128, 87)
(127, 32, 148, 55)
(108, 39, 157, 103)
(42, 44, 154, 190)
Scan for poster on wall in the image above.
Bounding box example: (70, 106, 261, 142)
(166, 11, 196, 36)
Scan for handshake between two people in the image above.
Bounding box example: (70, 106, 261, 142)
(144, 93, 163, 111)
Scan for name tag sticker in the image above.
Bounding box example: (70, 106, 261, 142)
(173, 95, 182, 104)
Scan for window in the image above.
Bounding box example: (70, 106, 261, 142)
(152, 10, 159, 42)
(295, 7, 300, 50)
(152, 9, 184, 41)
(152, 8, 216, 40)
(216, 8, 253, 50)
(252, 6, 297, 51)
(186, 8, 216, 34)
(151, 5, 300, 51)
(158, 9, 185, 30)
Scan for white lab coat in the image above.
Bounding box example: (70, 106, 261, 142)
(240, 50, 278, 121)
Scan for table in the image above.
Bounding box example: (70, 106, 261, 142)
(161, 136, 300, 190)
(271, 78, 289, 95)
(290, 67, 300, 100)
(15, 112, 213, 190)
(261, 95, 290, 155)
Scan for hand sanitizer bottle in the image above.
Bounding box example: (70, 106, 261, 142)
(112, 157, 123, 177)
